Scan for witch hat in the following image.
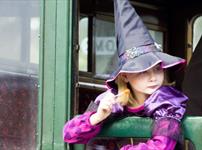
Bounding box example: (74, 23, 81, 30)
(106, 0, 185, 89)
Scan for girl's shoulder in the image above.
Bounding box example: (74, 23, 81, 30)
(158, 85, 187, 98)
(144, 86, 188, 120)
(145, 85, 188, 105)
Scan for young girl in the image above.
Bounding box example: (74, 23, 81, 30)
(63, 0, 188, 149)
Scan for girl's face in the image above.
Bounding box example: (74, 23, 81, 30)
(122, 64, 164, 97)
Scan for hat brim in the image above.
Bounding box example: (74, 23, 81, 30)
(106, 51, 186, 89)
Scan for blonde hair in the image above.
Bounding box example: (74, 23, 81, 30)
(115, 76, 134, 106)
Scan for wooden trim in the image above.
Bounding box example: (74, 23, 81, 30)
(130, 1, 165, 11)
(186, 19, 193, 64)
(37, 0, 44, 149)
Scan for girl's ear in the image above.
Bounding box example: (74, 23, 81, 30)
(120, 73, 128, 83)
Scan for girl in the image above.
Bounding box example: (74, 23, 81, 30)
(63, 0, 188, 149)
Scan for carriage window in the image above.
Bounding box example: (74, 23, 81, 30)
(0, 16, 39, 74)
(79, 17, 88, 72)
(94, 17, 118, 78)
(193, 16, 202, 51)
(30, 17, 40, 65)
(149, 30, 164, 48)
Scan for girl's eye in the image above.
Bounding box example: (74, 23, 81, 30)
(154, 65, 162, 71)
(138, 71, 147, 75)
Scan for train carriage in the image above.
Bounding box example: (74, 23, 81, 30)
(0, 0, 202, 149)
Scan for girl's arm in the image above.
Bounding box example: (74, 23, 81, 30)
(63, 111, 102, 144)
(63, 90, 116, 144)
(146, 86, 188, 142)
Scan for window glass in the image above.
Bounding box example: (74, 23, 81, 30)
(149, 30, 164, 48)
(30, 17, 40, 64)
(0, 1, 39, 149)
(0, 4, 39, 75)
(94, 17, 118, 78)
(193, 16, 202, 51)
(0, 17, 21, 61)
(79, 17, 88, 72)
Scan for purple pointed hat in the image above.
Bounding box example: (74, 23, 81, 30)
(106, 0, 186, 89)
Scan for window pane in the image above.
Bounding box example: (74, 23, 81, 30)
(193, 16, 202, 51)
(149, 30, 164, 48)
(30, 17, 40, 64)
(79, 17, 88, 72)
(94, 18, 118, 78)
(0, 17, 21, 61)
(0, 2, 39, 75)
(0, 1, 39, 149)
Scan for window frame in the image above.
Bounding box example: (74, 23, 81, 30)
(187, 14, 202, 63)
(0, 2, 39, 75)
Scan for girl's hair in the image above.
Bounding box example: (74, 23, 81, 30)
(115, 76, 134, 106)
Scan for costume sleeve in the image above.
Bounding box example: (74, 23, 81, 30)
(120, 136, 176, 150)
(63, 89, 114, 144)
(144, 86, 188, 141)
(63, 111, 101, 144)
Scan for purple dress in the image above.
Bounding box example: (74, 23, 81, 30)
(63, 86, 188, 150)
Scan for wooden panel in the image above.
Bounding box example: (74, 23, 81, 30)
(39, 0, 73, 150)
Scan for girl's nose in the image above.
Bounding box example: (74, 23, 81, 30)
(149, 70, 157, 81)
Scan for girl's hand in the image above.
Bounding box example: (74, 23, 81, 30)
(90, 92, 115, 125)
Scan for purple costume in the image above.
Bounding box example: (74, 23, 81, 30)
(63, 86, 188, 150)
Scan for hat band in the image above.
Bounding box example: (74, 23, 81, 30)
(121, 44, 162, 60)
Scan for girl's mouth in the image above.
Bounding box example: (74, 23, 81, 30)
(148, 85, 158, 89)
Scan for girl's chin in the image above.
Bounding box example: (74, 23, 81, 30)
(144, 88, 159, 95)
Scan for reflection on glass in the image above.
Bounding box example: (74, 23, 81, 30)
(0, 6, 39, 75)
(79, 17, 88, 72)
(94, 18, 118, 77)
(30, 17, 40, 64)
(149, 30, 164, 48)
(193, 16, 202, 51)
(0, 17, 21, 61)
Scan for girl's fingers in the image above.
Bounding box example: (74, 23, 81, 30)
(103, 95, 116, 104)
(102, 102, 112, 110)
